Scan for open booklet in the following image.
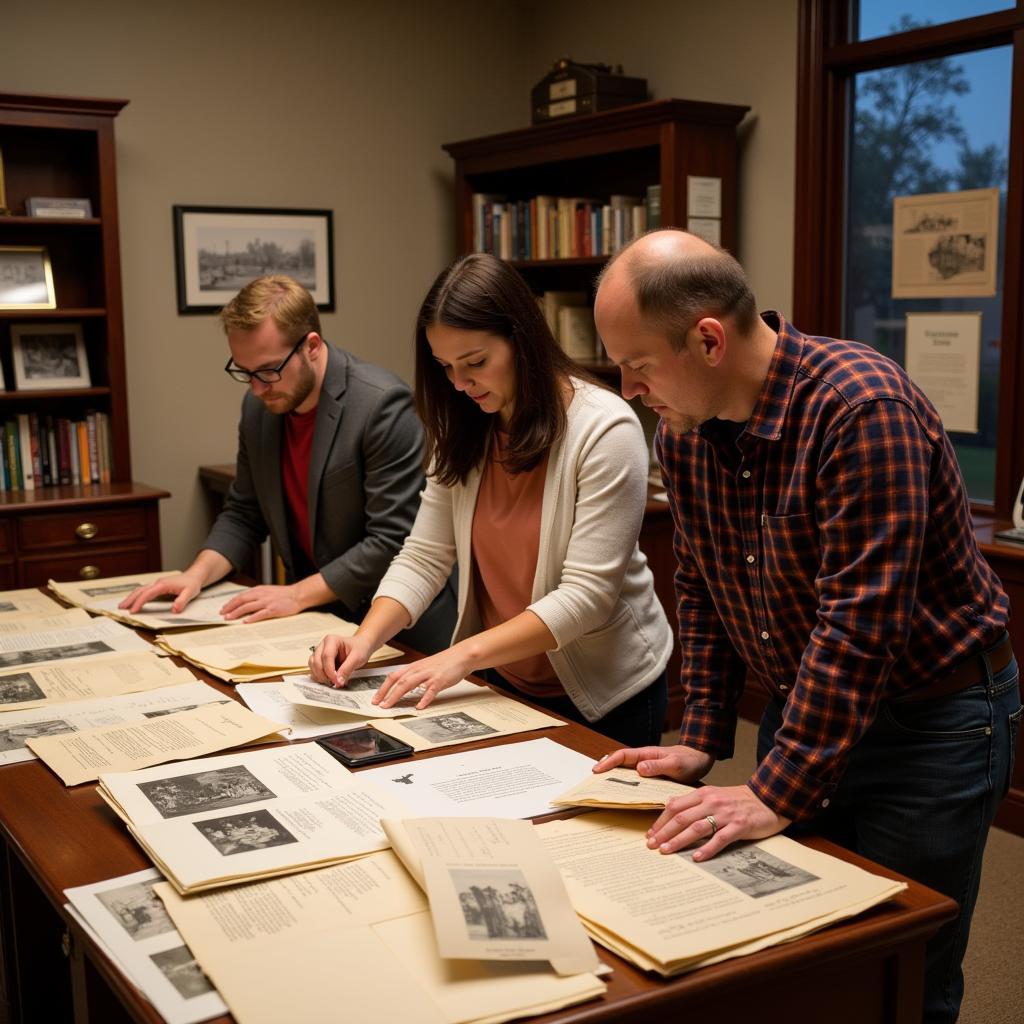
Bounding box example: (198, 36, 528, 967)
(0, 679, 229, 767)
(84, 580, 253, 630)
(0, 615, 153, 672)
(0, 651, 193, 713)
(27, 697, 288, 786)
(535, 811, 907, 975)
(0, 606, 91, 632)
(155, 611, 401, 683)
(64, 868, 228, 1024)
(97, 741, 410, 895)
(551, 765, 696, 809)
(382, 817, 599, 977)
(152, 848, 605, 1024)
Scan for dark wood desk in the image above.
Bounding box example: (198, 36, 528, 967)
(0, 632, 955, 1023)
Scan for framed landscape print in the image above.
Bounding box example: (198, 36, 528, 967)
(173, 205, 335, 314)
(0, 246, 56, 310)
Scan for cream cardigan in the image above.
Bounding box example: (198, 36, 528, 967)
(374, 379, 672, 721)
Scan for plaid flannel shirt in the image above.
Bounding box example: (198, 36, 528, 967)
(657, 312, 1008, 821)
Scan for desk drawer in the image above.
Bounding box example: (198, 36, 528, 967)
(0, 520, 10, 554)
(18, 507, 149, 551)
(0, 561, 14, 588)
(20, 546, 151, 588)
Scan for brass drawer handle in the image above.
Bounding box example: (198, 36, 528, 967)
(75, 522, 99, 540)
(79, 565, 101, 579)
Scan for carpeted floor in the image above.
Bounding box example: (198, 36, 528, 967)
(687, 717, 1024, 1024)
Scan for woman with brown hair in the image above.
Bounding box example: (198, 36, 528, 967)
(309, 253, 671, 745)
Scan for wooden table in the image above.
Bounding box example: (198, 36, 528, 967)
(0, 639, 956, 1024)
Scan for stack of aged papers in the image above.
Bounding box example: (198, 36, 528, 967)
(152, 847, 605, 1024)
(27, 694, 287, 785)
(97, 742, 409, 894)
(65, 868, 228, 1024)
(276, 667, 567, 748)
(536, 811, 907, 975)
(0, 678, 226, 768)
(0, 606, 92, 632)
(154, 611, 401, 682)
(0, 586, 63, 620)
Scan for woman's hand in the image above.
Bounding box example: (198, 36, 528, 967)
(308, 633, 374, 687)
(372, 648, 474, 710)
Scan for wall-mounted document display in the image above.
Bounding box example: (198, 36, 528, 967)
(904, 311, 981, 434)
(891, 187, 999, 298)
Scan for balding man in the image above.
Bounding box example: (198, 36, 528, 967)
(593, 230, 1019, 1024)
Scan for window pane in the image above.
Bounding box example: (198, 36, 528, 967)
(855, 1, 1013, 42)
(843, 45, 1011, 502)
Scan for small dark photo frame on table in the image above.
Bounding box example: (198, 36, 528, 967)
(316, 727, 414, 768)
(172, 205, 335, 315)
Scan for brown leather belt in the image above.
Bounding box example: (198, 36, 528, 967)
(891, 633, 1013, 704)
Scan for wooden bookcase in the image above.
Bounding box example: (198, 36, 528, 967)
(444, 99, 748, 727)
(0, 92, 167, 587)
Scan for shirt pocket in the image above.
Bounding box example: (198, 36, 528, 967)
(761, 512, 820, 595)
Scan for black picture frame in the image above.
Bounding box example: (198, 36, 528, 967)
(172, 205, 335, 315)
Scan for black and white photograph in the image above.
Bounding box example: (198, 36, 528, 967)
(80, 582, 143, 597)
(0, 672, 46, 704)
(0, 246, 56, 309)
(137, 764, 276, 819)
(142, 700, 231, 719)
(343, 673, 388, 692)
(0, 602, 16, 613)
(10, 322, 91, 390)
(149, 946, 215, 999)
(173, 205, 334, 314)
(402, 712, 498, 745)
(452, 869, 547, 941)
(0, 718, 74, 753)
(97, 880, 175, 942)
(193, 809, 299, 856)
(681, 845, 819, 899)
(0, 640, 114, 669)
(295, 683, 358, 709)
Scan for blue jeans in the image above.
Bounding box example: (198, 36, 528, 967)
(757, 647, 1022, 1024)
(483, 668, 668, 748)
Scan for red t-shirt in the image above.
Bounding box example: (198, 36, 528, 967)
(281, 406, 318, 566)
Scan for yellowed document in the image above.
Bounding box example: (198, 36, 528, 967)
(154, 850, 604, 1024)
(0, 680, 231, 767)
(281, 667, 487, 718)
(99, 742, 409, 894)
(86, 580, 252, 630)
(0, 652, 194, 713)
(0, 586, 63, 618)
(49, 571, 172, 609)
(383, 817, 598, 976)
(27, 698, 287, 785)
(372, 694, 566, 750)
(0, 607, 91, 632)
(551, 765, 695, 809)
(536, 812, 905, 975)
(155, 612, 400, 682)
(0, 616, 152, 670)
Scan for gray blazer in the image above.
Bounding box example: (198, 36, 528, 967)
(205, 344, 440, 624)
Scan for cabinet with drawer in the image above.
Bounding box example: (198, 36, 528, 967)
(0, 483, 168, 587)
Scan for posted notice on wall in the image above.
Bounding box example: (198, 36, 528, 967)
(904, 312, 981, 434)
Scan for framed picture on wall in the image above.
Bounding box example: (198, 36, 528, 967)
(10, 323, 91, 390)
(0, 246, 56, 310)
(173, 205, 335, 314)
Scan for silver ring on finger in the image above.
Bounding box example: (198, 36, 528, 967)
(705, 814, 718, 837)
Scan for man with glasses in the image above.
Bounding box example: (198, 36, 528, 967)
(592, 230, 1019, 1024)
(121, 275, 455, 650)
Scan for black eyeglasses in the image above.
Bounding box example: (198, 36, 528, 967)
(224, 331, 312, 384)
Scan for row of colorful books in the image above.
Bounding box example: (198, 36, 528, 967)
(473, 185, 661, 261)
(1, 410, 113, 491)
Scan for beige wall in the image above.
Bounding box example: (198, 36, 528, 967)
(4, 0, 527, 568)
(4, 0, 797, 570)
(522, 0, 799, 310)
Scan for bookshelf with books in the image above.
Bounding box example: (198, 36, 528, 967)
(444, 100, 748, 727)
(444, 98, 748, 374)
(0, 92, 168, 588)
